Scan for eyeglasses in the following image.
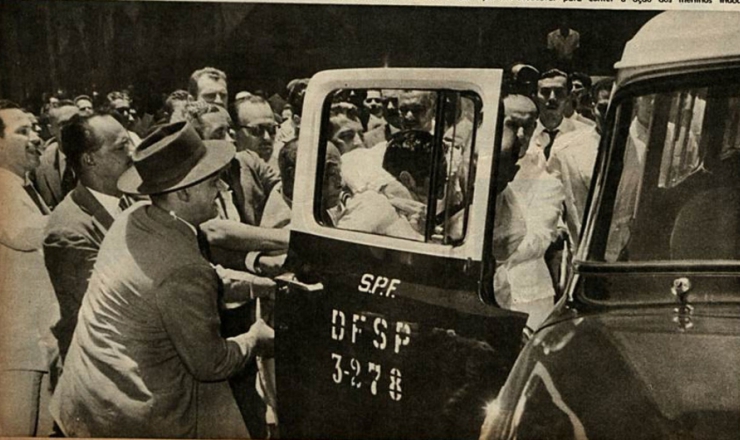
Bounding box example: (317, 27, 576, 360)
(240, 123, 277, 137)
(365, 98, 382, 104)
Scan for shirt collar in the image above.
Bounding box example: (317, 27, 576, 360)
(87, 187, 122, 218)
(0, 166, 27, 187)
(168, 210, 198, 236)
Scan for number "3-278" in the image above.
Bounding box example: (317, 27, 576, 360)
(331, 353, 403, 401)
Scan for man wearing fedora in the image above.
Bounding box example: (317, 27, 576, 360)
(50, 121, 274, 438)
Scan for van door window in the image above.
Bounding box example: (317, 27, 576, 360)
(316, 88, 480, 245)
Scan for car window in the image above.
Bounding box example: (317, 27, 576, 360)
(315, 88, 480, 245)
(595, 82, 740, 263)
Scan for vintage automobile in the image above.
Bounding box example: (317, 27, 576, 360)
(480, 11, 740, 440)
(274, 69, 530, 439)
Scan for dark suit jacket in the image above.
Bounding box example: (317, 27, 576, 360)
(224, 150, 280, 226)
(33, 140, 67, 209)
(51, 204, 252, 438)
(43, 183, 115, 361)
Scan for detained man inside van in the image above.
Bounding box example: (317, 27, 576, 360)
(320, 142, 421, 240)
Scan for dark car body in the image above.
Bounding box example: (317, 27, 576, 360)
(481, 11, 740, 440)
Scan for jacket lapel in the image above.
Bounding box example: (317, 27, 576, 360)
(71, 184, 116, 235)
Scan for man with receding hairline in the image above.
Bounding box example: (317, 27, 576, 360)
(43, 112, 134, 364)
(498, 93, 565, 332)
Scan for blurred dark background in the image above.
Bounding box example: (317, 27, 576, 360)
(0, 1, 657, 114)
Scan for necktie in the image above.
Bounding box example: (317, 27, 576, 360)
(23, 183, 51, 215)
(543, 129, 559, 160)
(61, 165, 77, 196)
(118, 195, 133, 212)
(225, 158, 247, 223)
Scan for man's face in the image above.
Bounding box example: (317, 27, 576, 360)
(201, 108, 234, 143)
(112, 98, 135, 129)
(87, 115, 133, 185)
(443, 118, 473, 178)
(197, 76, 228, 108)
(572, 79, 585, 101)
(593, 89, 611, 134)
(186, 172, 227, 224)
(322, 144, 343, 210)
(49, 105, 79, 140)
(364, 91, 383, 116)
(399, 91, 434, 131)
(499, 95, 538, 191)
(0, 109, 43, 177)
(76, 99, 94, 116)
(382, 91, 402, 129)
(330, 115, 365, 154)
(237, 102, 277, 160)
(536, 76, 570, 123)
(281, 108, 293, 122)
(26, 113, 42, 138)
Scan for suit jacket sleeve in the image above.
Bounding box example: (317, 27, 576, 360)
(0, 189, 48, 251)
(253, 154, 281, 202)
(155, 263, 257, 381)
(44, 229, 98, 307)
(43, 229, 98, 358)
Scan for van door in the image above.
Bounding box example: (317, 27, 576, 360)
(276, 69, 527, 440)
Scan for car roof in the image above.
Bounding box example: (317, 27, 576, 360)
(615, 11, 740, 87)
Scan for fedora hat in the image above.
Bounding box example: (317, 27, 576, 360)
(118, 121, 235, 195)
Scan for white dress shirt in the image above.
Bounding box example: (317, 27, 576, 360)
(527, 117, 591, 171)
(88, 187, 124, 218)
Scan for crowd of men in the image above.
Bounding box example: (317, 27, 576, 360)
(0, 63, 613, 438)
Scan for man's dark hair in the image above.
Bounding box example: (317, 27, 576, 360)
(164, 90, 191, 113)
(591, 78, 615, 101)
(505, 63, 540, 97)
(61, 112, 106, 174)
(184, 100, 226, 139)
(74, 95, 93, 105)
(570, 72, 592, 91)
(286, 78, 309, 117)
(54, 99, 77, 108)
(383, 130, 446, 194)
(0, 99, 21, 138)
(539, 68, 572, 92)
(327, 102, 361, 139)
(188, 67, 227, 98)
(278, 139, 299, 201)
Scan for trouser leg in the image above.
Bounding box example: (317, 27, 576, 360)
(0, 370, 43, 436)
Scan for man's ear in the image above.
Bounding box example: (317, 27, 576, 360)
(176, 187, 191, 202)
(82, 152, 95, 168)
(398, 171, 417, 193)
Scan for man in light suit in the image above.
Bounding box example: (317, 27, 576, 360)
(43, 112, 134, 363)
(51, 121, 274, 438)
(496, 94, 565, 331)
(0, 100, 59, 436)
